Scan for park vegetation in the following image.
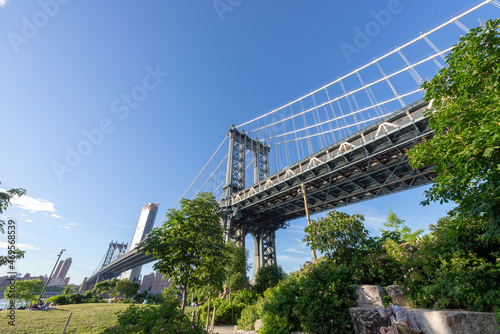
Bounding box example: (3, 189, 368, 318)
(0, 184, 26, 266)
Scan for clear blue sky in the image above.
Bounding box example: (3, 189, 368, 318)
(1, 0, 498, 284)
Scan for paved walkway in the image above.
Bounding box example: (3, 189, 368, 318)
(212, 325, 238, 334)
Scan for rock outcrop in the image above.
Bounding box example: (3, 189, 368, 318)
(355, 285, 385, 308)
(385, 285, 410, 307)
(350, 307, 391, 334)
(350, 285, 500, 334)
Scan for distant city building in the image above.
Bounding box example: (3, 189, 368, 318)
(151, 271, 170, 293)
(49, 258, 72, 286)
(0, 273, 48, 289)
(120, 203, 159, 282)
(140, 273, 154, 292)
(138, 271, 170, 293)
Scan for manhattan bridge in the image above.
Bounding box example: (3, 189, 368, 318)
(83, 0, 500, 288)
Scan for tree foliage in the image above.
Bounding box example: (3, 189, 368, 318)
(408, 19, 500, 239)
(224, 241, 249, 293)
(92, 278, 117, 298)
(111, 279, 140, 299)
(303, 210, 371, 265)
(0, 185, 26, 216)
(5, 279, 44, 303)
(137, 192, 226, 312)
(252, 264, 287, 295)
(0, 185, 26, 266)
(379, 207, 423, 243)
(62, 285, 78, 295)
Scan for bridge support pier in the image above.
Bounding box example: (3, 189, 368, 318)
(228, 222, 279, 280)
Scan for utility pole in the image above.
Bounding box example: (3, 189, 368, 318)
(300, 183, 317, 262)
(37, 249, 65, 304)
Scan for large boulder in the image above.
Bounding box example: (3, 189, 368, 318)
(350, 307, 500, 334)
(411, 309, 499, 334)
(354, 285, 385, 308)
(385, 285, 411, 307)
(350, 307, 390, 334)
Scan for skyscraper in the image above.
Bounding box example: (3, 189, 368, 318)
(151, 271, 170, 293)
(49, 258, 72, 286)
(121, 203, 159, 282)
(56, 258, 72, 280)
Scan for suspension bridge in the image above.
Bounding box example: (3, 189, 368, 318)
(83, 0, 500, 289)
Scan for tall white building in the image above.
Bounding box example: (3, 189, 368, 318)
(120, 203, 159, 282)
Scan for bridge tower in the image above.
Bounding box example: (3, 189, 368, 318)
(223, 125, 278, 278)
(223, 124, 270, 197)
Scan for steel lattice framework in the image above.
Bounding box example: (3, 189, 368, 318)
(221, 99, 435, 275)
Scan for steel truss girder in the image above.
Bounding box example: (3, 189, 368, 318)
(221, 100, 435, 225)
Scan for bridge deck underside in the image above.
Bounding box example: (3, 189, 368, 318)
(87, 250, 156, 284)
(225, 100, 435, 227)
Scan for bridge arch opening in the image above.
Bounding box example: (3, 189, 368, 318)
(244, 233, 255, 281)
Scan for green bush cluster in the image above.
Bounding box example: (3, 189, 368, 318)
(47, 291, 102, 305)
(238, 259, 357, 334)
(103, 294, 207, 334)
(382, 215, 500, 312)
(235, 212, 499, 333)
(252, 264, 287, 295)
(199, 289, 259, 325)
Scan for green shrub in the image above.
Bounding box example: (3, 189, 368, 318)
(103, 294, 207, 334)
(383, 215, 500, 312)
(289, 260, 356, 334)
(238, 260, 356, 334)
(252, 264, 287, 295)
(238, 301, 261, 331)
(47, 294, 69, 305)
(199, 290, 259, 325)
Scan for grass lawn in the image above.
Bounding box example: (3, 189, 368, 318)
(0, 303, 154, 334)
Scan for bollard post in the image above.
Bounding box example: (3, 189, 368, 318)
(61, 312, 72, 334)
(205, 297, 211, 331)
(210, 306, 217, 333)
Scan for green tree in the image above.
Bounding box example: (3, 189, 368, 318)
(224, 241, 249, 295)
(408, 19, 500, 239)
(5, 279, 44, 304)
(62, 285, 78, 295)
(137, 192, 226, 312)
(252, 264, 287, 295)
(92, 278, 117, 298)
(111, 279, 140, 299)
(303, 210, 370, 265)
(379, 207, 423, 243)
(0, 185, 26, 266)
